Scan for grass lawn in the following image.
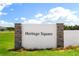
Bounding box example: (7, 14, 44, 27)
(0, 31, 79, 56)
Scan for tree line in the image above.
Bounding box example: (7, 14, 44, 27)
(0, 25, 79, 31)
(0, 27, 14, 31)
(64, 25, 79, 30)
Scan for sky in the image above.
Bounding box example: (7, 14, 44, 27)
(0, 3, 79, 27)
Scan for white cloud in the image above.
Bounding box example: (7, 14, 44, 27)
(0, 3, 12, 11)
(10, 8, 14, 11)
(0, 3, 13, 17)
(20, 17, 26, 21)
(0, 12, 7, 16)
(0, 20, 14, 27)
(22, 7, 79, 25)
(0, 3, 7, 11)
(0, 3, 13, 27)
(23, 19, 42, 24)
(35, 13, 43, 18)
(14, 18, 19, 21)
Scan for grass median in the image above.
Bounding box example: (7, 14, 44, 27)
(0, 31, 79, 56)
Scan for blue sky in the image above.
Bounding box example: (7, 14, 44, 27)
(0, 3, 79, 27)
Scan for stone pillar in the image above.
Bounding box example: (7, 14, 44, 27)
(15, 23, 22, 50)
(57, 23, 64, 48)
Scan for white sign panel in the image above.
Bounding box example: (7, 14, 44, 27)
(64, 30, 79, 47)
(22, 24, 57, 49)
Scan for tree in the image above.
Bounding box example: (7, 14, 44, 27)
(64, 25, 79, 30)
(6, 27, 14, 31)
(0, 29, 5, 31)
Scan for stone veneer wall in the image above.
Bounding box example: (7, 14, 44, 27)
(15, 23, 22, 49)
(15, 23, 64, 49)
(57, 23, 64, 48)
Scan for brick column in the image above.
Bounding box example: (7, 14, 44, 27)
(57, 23, 64, 48)
(15, 23, 22, 50)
